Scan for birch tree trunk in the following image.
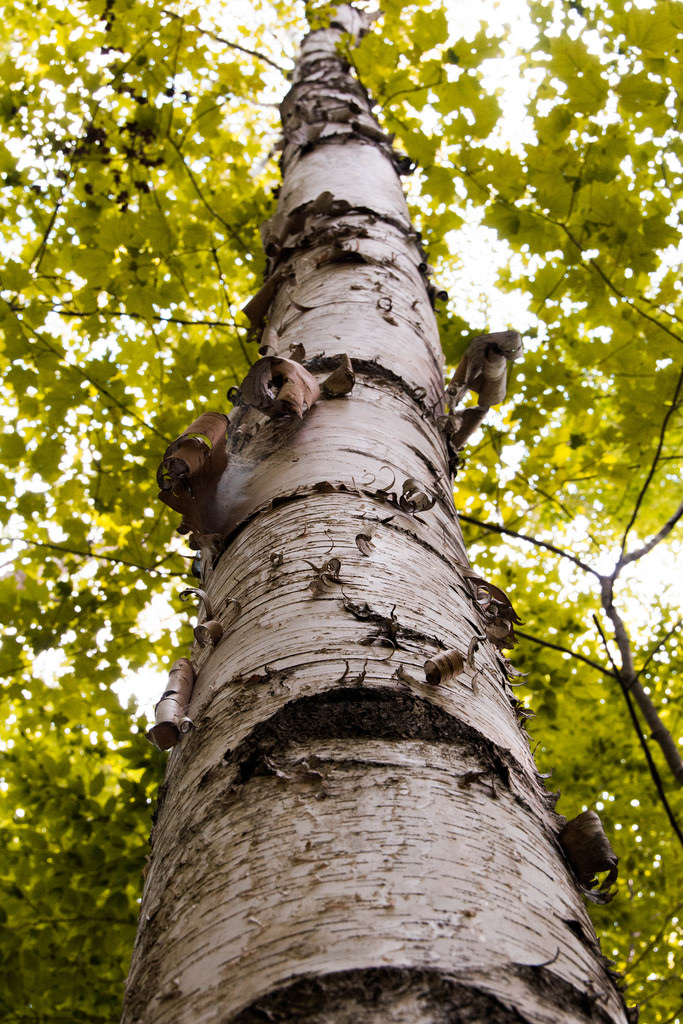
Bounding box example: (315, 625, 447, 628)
(122, 10, 631, 1024)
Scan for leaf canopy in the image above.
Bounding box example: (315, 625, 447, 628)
(1, 0, 681, 1020)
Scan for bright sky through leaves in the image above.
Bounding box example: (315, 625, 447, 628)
(0, 0, 681, 1019)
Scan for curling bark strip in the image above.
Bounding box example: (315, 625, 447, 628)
(123, 10, 631, 1024)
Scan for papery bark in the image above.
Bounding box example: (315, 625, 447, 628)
(123, 9, 631, 1024)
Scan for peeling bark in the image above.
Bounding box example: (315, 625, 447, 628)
(123, 9, 631, 1024)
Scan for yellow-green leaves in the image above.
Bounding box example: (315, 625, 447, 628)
(1, 0, 682, 1020)
(623, 3, 681, 60)
(412, 7, 449, 53)
(0, 1, 288, 1007)
(445, 26, 502, 69)
(546, 37, 608, 116)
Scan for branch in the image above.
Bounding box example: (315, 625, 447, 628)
(13, 913, 135, 929)
(599, 579, 683, 785)
(6, 539, 187, 577)
(533, 266, 566, 316)
(662, 1003, 683, 1024)
(592, 614, 683, 850)
(382, 69, 443, 107)
(211, 246, 254, 367)
(35, 305, 245, 330)
(521, 472, 594, 535)
(459, 508, 683, 781)
(619, 363, 683, 560)
(460, 166, 683, 346)
(515, 629, 616, 678)
(635, 972, 683, 1009)
(559, 219, 683, 345)
(28, 151, 77, 274)
(25, 31, 162, 276)
(625, 900, 683, 972)
(0, 1013, 113, 1024)
(204, 32, 290, 75)
(3, 305, 173, 444)
(635, 620, 682, 682)
(620, 497, 683, 570)
(161, 11, 293, 74)
(458, 513, 600, 578)
(167, 138, 249, 252)
(158, 10, 185, 140)
(460, 450, 683, 782)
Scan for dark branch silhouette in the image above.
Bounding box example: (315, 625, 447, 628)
(515, 629, 616, 678)
(593, 615, 683, 850)
(462, 509, 683, 786)
(5, 538, 187, 577)
(459, 512, 599, 577)
(619, 363, 683, 560)
(161, 11, 293, 74)
(5, 307, 173, 444)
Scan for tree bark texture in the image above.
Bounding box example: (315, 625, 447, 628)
(122, 10, 630, 1024)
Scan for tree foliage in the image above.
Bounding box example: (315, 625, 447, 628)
(0, 0, 681, 1020)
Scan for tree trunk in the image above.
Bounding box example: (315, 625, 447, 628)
(122, 10, 631, 1024)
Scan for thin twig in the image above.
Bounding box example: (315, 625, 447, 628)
(523, 472, 592, 533)
(618, 361, 683, 555)
(635, 620, 682, 682)
(458, 512, 599, 578)
(559, 219, 683, 344)
(30, 304, 245, 330)
(4, 306, 173, 444)
(28, 140, 82, 274)
(207, 31, 291, 74)
(167, 137, 249, 253)
(661, 1002, 683, 1024)
(460, 165, 683, 347)
(625, 901, 683, 972)
(161, 10, 292, 74)
(620, 497, 683, 568)
(211, 247, 253, 367)
(382, 65, 443, 107)
(516, 629, 616, 678)
(161, 11, 184, 139)
(25, 26, 167, 275)
(636, 975, 683, 1009)
(6, 539, 187, 577)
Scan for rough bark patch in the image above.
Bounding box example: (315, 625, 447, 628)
(514, 964, 623, 1024)
(221, 687, 513, 789)
(229, 967, 527, 1024)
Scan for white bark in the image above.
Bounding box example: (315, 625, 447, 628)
(122, 12, 630, 1024)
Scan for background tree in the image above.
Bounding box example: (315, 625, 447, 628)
(0, 0, 681, 1021)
